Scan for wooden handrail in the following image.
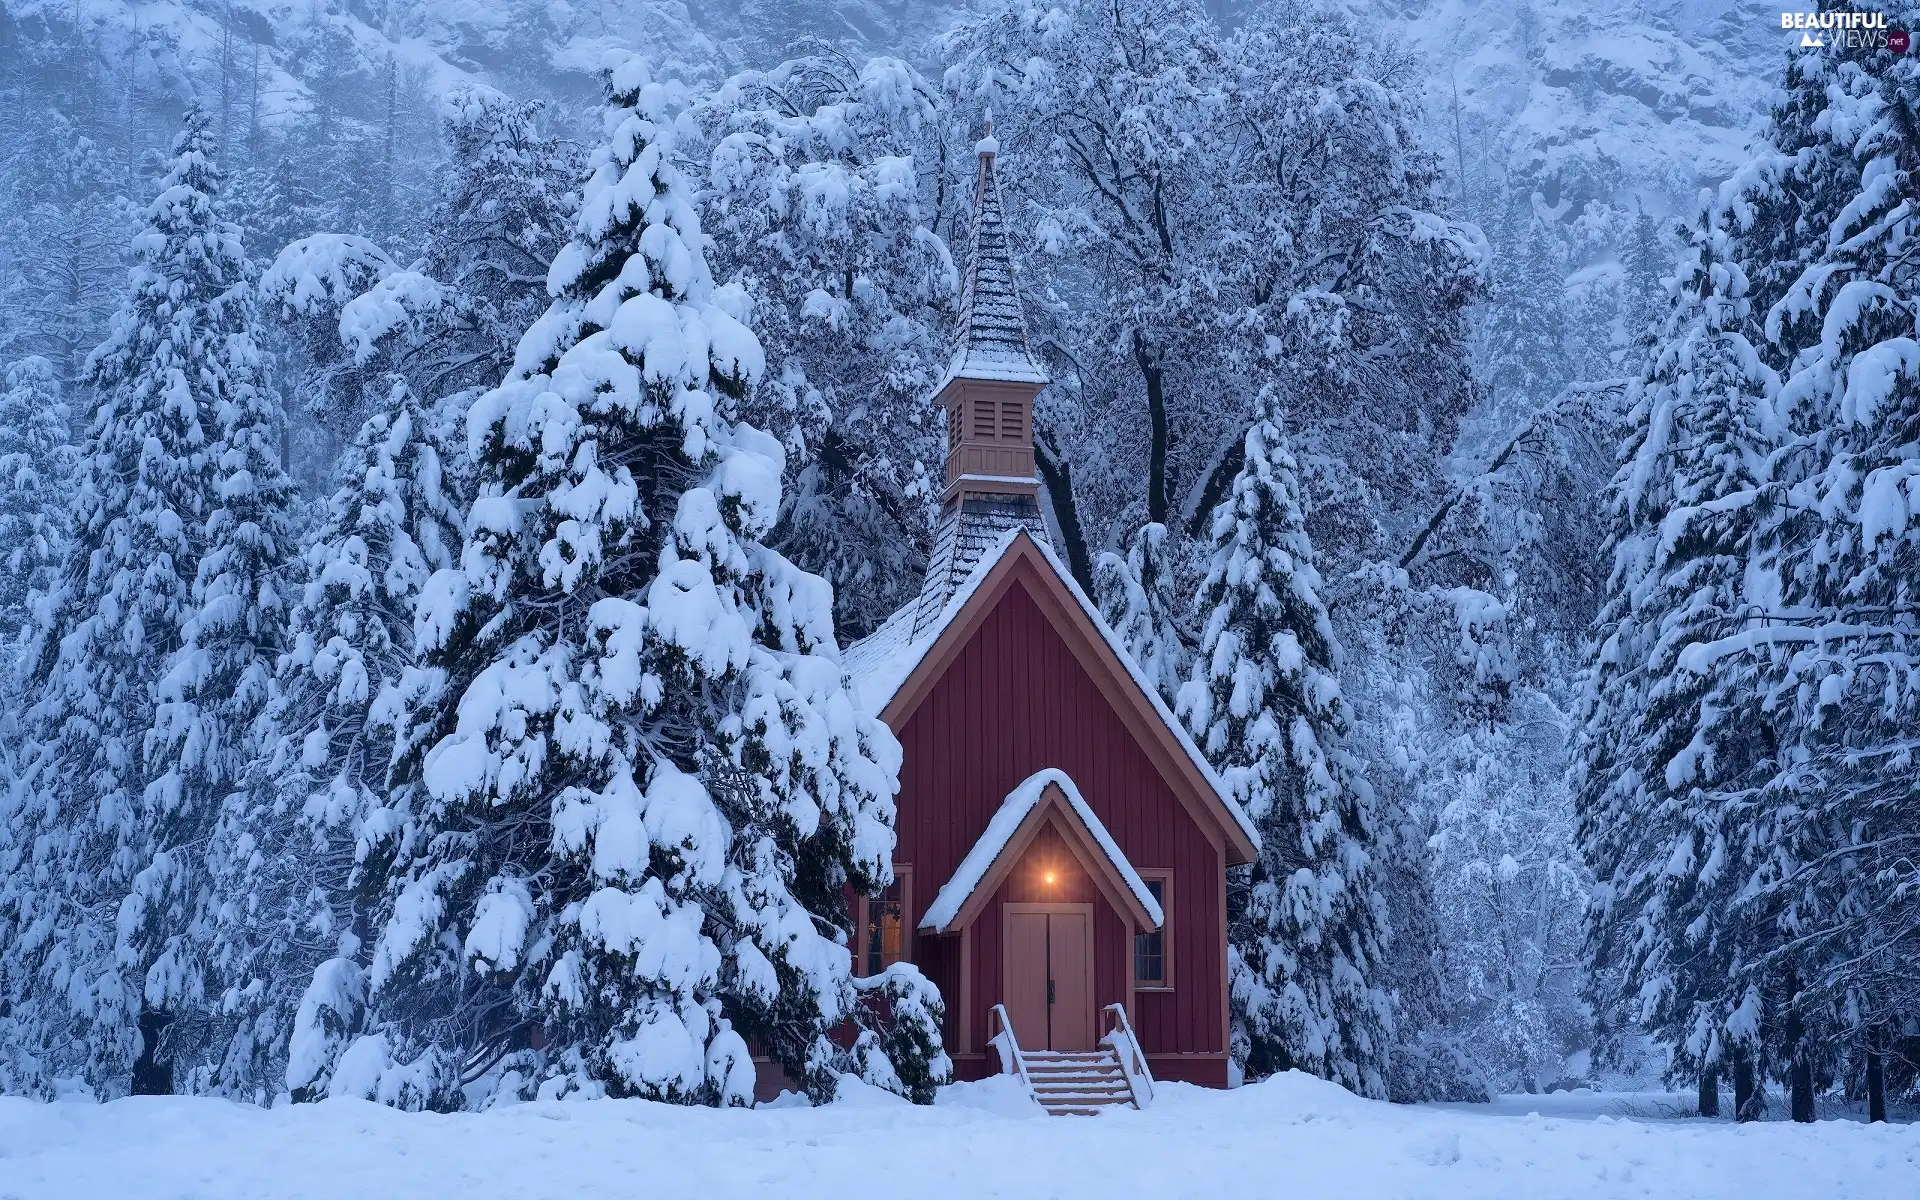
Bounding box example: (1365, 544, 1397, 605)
(987, 1004, 1035, 1094)
(1102, 1003, 1156, 1107)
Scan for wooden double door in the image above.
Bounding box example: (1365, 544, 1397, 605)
(1003, 904, 1094, 1051)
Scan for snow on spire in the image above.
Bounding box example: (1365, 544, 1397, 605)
(938, 112, 1048, 391)
(975, 108, 999, 158)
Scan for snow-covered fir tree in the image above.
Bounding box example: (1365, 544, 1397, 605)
(695, 50, 954, 640)
(301, 54, 943, 1109)
(258, 83, 577, 476)
(1178, 390, 1393, 1097)
(406, 84, 580, 404)
(1422, 699, 1589, 1096)
(0, 356, 77, 652)
(0, 108, 280, 1097)
(214, 380, 471, 1104)
(1574, 194, 1779, 1116)
(1734, 46, 1884, 370)
(231, 154, 337, 276)
(1733, 33, 1920, 1122)
(286, 383, 469, 884)
(1483, 216, 1572, 416)
(1344, 552, 1584, 1100)
(151, 267, 302, 1098)
(1619, 208, 1672, 361)
(0, 122, 133, 381)
(1094, 522, 1189, 709)
(245, 89, 570, 1095)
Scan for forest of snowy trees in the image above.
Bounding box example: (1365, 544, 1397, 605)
(0, 0, 1915, 1119)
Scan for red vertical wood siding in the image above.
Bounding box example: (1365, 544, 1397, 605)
(885, 578, 1227, 1074)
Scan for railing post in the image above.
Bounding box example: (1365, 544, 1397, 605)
(1101, 1002, 1156, 1108)
(989, 1003, 1035, 1094)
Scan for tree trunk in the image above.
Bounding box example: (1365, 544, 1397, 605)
(1698, 1066, 1719, 1118)
(1034, 433, 1095, 595)
(1785, 972, 1814, 1123)
(130, 1006, 173, 1096)
(218, 5, 233, 154)
(1790, 1058, 1815, 1122)
(1131, 330, 1169, 526)
(1183, 428, 1246, 539)
(1733, 1053, 1763, 1122)
(1866, 1039, 1886, 1124)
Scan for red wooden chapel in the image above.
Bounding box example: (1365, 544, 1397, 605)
(840, 128, 1259, 1093)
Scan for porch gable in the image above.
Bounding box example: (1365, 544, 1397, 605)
(920, 769, 1163, 936)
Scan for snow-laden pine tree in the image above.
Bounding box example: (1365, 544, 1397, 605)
(0, 354, 75, 1093)
(1574, 194, 1779, 1117)
(1483, 216, 1572, 416)
(259, 83, 577, 458)
(1, 124, 133, 381)
(1620, 207, 1671, 362)
(0, 356, 76, 652)
(1094, 522, 1189, 709)
(1178, 389, 1392, 1097)
(145, 223, 301, 1098)
(289, 383, 469, 874)
(303, 54, 941, 1109)
(405, 84, 580, 402)
(1733, 46, 1884, 370)
(696, 51, 954, 640)
(248, 88, 564, 1091)
(210, 380, 472, 1104)
(1737, 36, 1919, 1122)
(231, 153, 337, 272)
(0, 108, 276, 1097)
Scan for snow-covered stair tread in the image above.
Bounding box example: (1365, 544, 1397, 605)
(1020, 1048, 1139, 1115)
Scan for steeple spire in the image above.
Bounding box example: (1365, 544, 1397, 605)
(941, 112, 1049, 393)
(912, 115, 1052, 631)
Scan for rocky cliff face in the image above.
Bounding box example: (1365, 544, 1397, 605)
(9, 0, 1779, 215)
(1390, 0, 1782, 218)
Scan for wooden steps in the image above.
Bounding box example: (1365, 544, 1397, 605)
(989, 1002, 1155, 1116)
(1021, 1048, 1136, 1115)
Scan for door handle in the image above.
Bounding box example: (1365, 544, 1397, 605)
(1049, 979, 1055, 1005)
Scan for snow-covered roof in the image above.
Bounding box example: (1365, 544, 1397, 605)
(842, 526, 1012, 715)
(920, 769, 1162, 933)
(842, 529, 1261, 856)
(930, 345, 1050, 397)
(933, 123, 1049, 397)
(911, 493, 1046, 634)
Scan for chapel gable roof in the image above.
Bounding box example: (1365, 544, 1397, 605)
(844, 529, 1259, 865)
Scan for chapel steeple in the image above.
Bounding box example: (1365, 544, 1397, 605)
(933, 113, 1051, 503)
(913, 116, 1053, 631)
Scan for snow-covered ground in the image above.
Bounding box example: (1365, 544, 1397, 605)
(3, 1073, 1915, 1199)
